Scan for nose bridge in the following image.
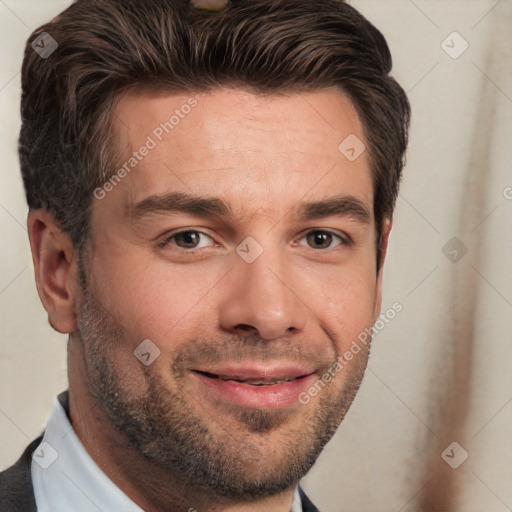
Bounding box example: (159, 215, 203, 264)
(218, 236, 308, 340)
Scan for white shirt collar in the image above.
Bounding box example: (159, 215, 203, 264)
(31, 392, 144, 512)
(291, 486, 303, 512)
(31, 392, 303, 512)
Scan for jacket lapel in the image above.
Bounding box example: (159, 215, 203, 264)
(0, 434, 43, 512)
(299, 485, 321, 512)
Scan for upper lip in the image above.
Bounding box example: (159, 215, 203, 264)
(192, 364, 316, 381)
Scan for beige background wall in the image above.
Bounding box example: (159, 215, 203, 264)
(1, 1, 511, 511)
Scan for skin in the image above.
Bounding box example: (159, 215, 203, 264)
(28, 87, 392, 512)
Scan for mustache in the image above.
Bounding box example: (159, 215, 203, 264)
(170, 335, 337, 374)
(76, 284, 339, 374)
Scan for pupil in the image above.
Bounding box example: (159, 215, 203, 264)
(310, 231, 330, 248)
(181, 232, 198, 247)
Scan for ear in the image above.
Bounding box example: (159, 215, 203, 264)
(372, 217, 392, 323)
(27, 209, 79, 334)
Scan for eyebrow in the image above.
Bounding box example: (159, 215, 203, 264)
(128, 192, 232, 220)
(296, 195, 371, 224)
(128, 191, 371, 224)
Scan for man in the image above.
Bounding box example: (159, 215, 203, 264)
(0, 0, 410, 510)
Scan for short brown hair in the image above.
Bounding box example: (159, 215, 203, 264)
(19, 0, 410, 253)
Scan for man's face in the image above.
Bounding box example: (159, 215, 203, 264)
(76, 87, 386, 499)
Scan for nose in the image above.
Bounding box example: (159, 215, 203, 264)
(218, 241, 309, 341)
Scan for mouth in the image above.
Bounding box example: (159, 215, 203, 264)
(195, 370, 309, 386)
(190, 365, 317, 409)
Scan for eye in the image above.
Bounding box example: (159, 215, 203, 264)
(299, 230, 348, 250)
(160, 230, 215, 251)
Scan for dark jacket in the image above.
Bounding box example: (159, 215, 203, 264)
(0, 410, 320, 511)
(0, 435, 42, 512)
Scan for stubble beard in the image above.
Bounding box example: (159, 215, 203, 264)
(75, 282, 371, 501)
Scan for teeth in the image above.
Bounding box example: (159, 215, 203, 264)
(218, 376, 294, 385)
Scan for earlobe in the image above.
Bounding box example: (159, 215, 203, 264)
(27, 210, 79, 334)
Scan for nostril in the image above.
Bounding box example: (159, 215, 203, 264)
(234, 324, 257, 333)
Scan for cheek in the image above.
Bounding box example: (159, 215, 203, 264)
(89, 251, 223, 343)
(89, 233, 378, 355)
(309, 265, 378, 350)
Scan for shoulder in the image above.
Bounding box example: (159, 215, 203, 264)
(0, 435, 42, 512)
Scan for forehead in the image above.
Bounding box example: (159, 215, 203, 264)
(104, 86, 373, 222)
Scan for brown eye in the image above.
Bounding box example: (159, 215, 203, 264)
(302, 230, 345, 250)
(160, 230, 215, 251)
(174, 231, 202, 249)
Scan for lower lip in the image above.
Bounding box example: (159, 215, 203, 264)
(192, 372, 317, 409)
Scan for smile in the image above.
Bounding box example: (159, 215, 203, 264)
(196, 370, 305, 386)
(190, 365, 318, 409)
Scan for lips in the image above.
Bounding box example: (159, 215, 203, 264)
(192, 364, 315, 385)
(195, 370, 306, 386)
(190, 364, 318, 409)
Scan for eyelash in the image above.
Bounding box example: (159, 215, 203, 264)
(158, 230, 218, 252)
(158, 228, 351, 253)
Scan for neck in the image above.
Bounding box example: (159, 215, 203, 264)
(67, 336, 297, 512)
